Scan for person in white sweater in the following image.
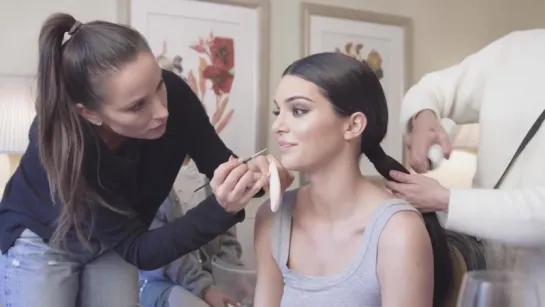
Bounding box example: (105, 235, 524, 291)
(385, 29, 545, 296)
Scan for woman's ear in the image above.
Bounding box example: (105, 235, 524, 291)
(344, 112, 367, 141)
(75, 103, 103, 126)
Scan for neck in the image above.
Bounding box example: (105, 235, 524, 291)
(304, 154, 367, 221)
(94, 125, 127, 151)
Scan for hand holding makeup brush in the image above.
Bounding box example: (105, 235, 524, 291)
(247, 155, 294, 193)
(210, 156, 269, 213)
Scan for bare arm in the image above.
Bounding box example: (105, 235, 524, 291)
(377, 210, 434, 307)
(253, 201, 284, 306)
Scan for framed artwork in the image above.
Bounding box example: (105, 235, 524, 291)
(130, 0, 270, 160)
(301, 3, 413, 183)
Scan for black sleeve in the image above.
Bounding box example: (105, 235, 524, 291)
(93, 194, 245, 270)
(163, 70, 234, 179)
(163, 70, 265, 196)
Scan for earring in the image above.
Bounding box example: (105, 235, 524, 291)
(93, 120, 103, 126)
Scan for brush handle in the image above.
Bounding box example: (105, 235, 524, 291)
(193, 148, 268, 192)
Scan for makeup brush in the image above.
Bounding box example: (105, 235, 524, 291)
(193, 148, 268, 193)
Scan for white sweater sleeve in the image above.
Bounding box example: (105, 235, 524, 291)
(446, 188, 545, 247)
(400, 32, 521, 134)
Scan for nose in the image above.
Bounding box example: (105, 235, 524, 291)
(271, 110, 287, 135)
(153, 96, 168, 121)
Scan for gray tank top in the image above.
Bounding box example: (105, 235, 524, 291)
(271, 189, 421, 307)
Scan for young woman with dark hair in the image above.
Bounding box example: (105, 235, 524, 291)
(254, 52, 453, 307)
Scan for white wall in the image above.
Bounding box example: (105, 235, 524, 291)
(2, 0, 545, 268)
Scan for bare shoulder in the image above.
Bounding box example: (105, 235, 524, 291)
(379, 206, 430, 250)
(254, 201, 274, 240)
(376, 205, 434, 306)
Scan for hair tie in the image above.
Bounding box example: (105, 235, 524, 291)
(68, 21, 82, 35)
(62, 21, 82, 46)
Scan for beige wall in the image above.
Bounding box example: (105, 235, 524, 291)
(1, 0, 545, 268)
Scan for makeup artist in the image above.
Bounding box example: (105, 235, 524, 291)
(0, 14, 292, 307)
(386, 30, 545, 298)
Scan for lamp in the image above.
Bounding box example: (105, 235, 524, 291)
(426, 120, 480, 188)
(0, 75, 37, 154)
(0, 75, 36, 196)
(452, 123, 479, 154)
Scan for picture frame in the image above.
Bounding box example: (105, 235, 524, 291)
(129, 0, 271, 158)
(300, 3, 413, 185)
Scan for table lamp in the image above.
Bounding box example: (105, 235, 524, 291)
(0, 75, 36, 195)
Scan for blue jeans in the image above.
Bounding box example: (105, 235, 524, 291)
(0, 229, 139, 307)
(139, 279, 209, 307)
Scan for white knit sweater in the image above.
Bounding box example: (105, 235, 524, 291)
(400, 29, 545, 296)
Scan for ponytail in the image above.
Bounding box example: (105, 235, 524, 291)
(363, 143, 453, 307)
(37, 14, 99, 249)
(35, 13, 151, 249)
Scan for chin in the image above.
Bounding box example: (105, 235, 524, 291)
(131, 125, 167, 140)
(146, 126, 167, 139)
(280, 152, 311, 172)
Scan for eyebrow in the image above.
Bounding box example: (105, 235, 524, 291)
(125, 78, 164, 110)
(274, 95, 314, 106)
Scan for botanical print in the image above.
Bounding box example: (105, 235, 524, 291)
(335, 42, 384, 80)
(156, 32, 236, 165)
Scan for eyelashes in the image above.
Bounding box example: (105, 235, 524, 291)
(272, 107, 308, 117)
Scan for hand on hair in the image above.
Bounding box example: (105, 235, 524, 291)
(210, 156, 268, 213)
(385, 170, 450, 213)
(246, 155, 294, 193)
(406, 110, 452, 173)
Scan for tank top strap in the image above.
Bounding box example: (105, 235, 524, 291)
(270, 189, 298, 266)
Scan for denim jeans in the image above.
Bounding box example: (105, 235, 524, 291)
(139, 279, 208, 307)
(0, 229, 139, 307)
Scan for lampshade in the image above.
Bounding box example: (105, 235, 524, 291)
(0, 75, 37, 154)
(439, 118, 480, 153)
(426, 119, 480, 188)
(452, 123, 479, 153)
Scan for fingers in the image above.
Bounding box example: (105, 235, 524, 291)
(246, 155, 273, 191)
(266, 155, 294, 190)
(437, 128, 453, 159)
(220, 162, 252, 195)
(210, 156, 241, 189)
(385, 180, 402, 192)
(409, 131, 433, 173)
(229, 168, 257, 201)
(249, 155, 270, 175)
(388, 170, 413, 183)
(240, 174, 269, 204)
(222, 295, 241, 307)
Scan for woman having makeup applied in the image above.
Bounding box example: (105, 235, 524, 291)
(253, 52, 453, 307)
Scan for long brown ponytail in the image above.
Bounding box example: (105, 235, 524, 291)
(36, 13, 150, 248)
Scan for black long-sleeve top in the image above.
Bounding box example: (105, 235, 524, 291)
(0, 70, 251, 270)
